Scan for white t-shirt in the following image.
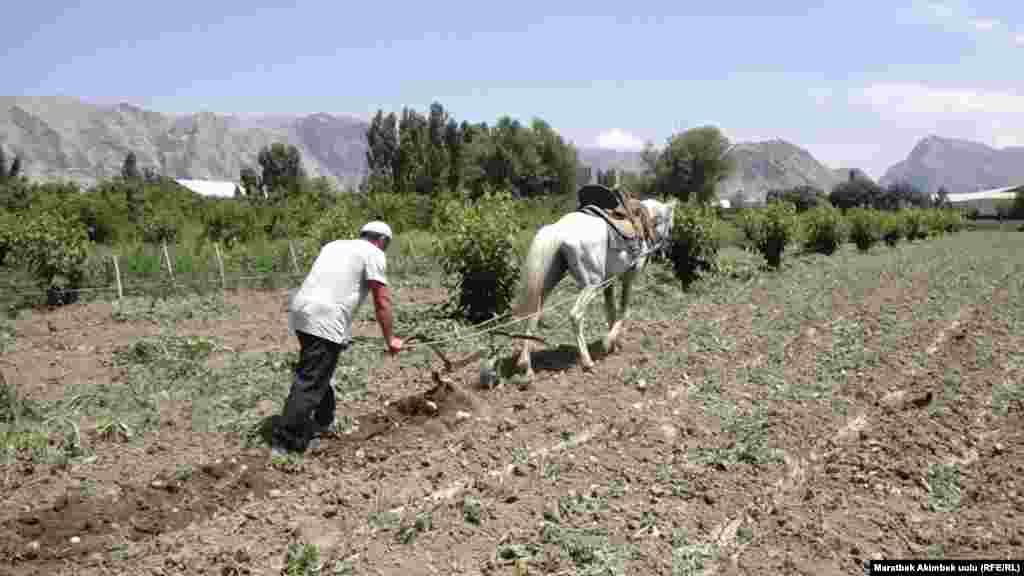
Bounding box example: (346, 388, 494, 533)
(288, 239, 388, 344)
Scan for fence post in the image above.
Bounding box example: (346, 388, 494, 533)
(288, 240, 300, 275)
(162, 241, 175, 283)
(111, 255, 124, 300)
(214, 243, 227, 291)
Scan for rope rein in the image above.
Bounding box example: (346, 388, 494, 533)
(393, 239, 667, 353)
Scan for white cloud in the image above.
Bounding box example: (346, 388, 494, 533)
(861, 83, 1024, 115)
(595, 129, 646, 151)
(972, 18, 1000, 31)
(857, 82, 1024, 150)
(926, 1, 955, 18)
(809, 87, 833, 108)
(1016, 33, 1024, 46)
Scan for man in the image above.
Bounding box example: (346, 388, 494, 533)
(271, 221, 403, 455)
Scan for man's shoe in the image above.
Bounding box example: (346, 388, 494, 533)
(314, 420, 341, 438)
(270, 444, 290, 459)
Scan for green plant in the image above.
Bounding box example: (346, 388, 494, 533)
(368, 510, 401, 530)
(926, 463, 962, 512)
(13, 211, 92, 304)
(462, 494, 483, 525)
(935, 208, 964, 234)
(878, 211, 905, 246)
(0, 317, 14, 355)
(434, 191, 522, 323)
(309, 197, 362, 249)
(738, 202, 798, 269)
(201, 199, 258, 249)
(283, 542, 321, 576)
(666, 204, 720, 288)
(141, 208, 181, 245)
(800, 203, 845, 255)
(903, 208, 929, 241)
(0, 213, 18, 266)
(396, 511, 433, 544)
(846, 207, 881, 252)
(671, 530, 719, 576)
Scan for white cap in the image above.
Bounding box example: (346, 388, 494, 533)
(360, 221, 393, 239)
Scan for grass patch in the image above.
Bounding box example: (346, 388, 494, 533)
(992, 381, 1023, 417)
(926, 463, 962, 513)
(463, 495, 483, 525)
(0, 316, 14, 354)
(656, 463, 692, 497)
(283, 542, 321, 576)
(671, 529, 719, 576)
(368, 510, 401, 531)
(111, 293, 239, 324)
(689, 405, 783, 468)
(540, 521, 637, 575)
(396, 511, 433, 545)
(927, 368, 962, 417)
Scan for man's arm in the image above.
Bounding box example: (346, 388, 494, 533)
(368, 280, 394, 340)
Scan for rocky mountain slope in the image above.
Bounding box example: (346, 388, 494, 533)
(0, 97, 368, 189)
(879, 135, 1024, 193)
(716, 139, 843, 203)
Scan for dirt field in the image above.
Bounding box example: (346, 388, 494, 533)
(2, 230, 1022, 575)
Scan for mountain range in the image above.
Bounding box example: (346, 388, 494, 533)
(3, 97, 1022, 200)
(0, 97, 369, 190)
(878, 135, 1024, 193)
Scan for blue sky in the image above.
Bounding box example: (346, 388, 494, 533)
(5, 0, 1024, 178)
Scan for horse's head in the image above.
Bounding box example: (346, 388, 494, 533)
(641, 198, 678, 250)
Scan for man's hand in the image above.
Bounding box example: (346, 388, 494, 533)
(387, 336, 403, 356)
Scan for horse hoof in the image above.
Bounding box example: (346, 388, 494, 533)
(581, 362, 595, 372)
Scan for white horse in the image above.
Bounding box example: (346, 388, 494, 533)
(515, 198, 677, 378)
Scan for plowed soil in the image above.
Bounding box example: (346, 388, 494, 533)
(2, 239, 1022, 575)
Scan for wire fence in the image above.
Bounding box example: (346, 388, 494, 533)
(1, 237, 444, 306)
(1, 239, 311, 303)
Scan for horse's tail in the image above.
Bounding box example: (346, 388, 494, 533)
(515, 224, 563, 321)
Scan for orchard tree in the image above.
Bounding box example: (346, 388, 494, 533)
(239, 167, 262, 199)
(365, 109, 398, 192)
(426, 102, 450, 195)
(655, 126, 735, 205)
(766, 185, 827, 212)
(829, 179, 882, 210)
(257, 143, 305, 199)
(444, 118, 464, 193)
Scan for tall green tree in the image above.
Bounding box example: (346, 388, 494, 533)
(395, 108, 429, 194)
(444, 118, 464, 193)
(121, 152, 143, 224)
(656, 126, 735, 205)
(257, 143, 305, 199)
(239, 167, 262, 199)
(426, 102, 450, 195)
(365, 110, 398, 192)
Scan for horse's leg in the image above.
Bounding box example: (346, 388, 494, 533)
(516, 301, 541, 379)
(602, 283, 618, 353)
(606, 270, 635, 351)
(570, 285, 601, 371)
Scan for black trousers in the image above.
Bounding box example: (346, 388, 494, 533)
(273, 331, 346, 451)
